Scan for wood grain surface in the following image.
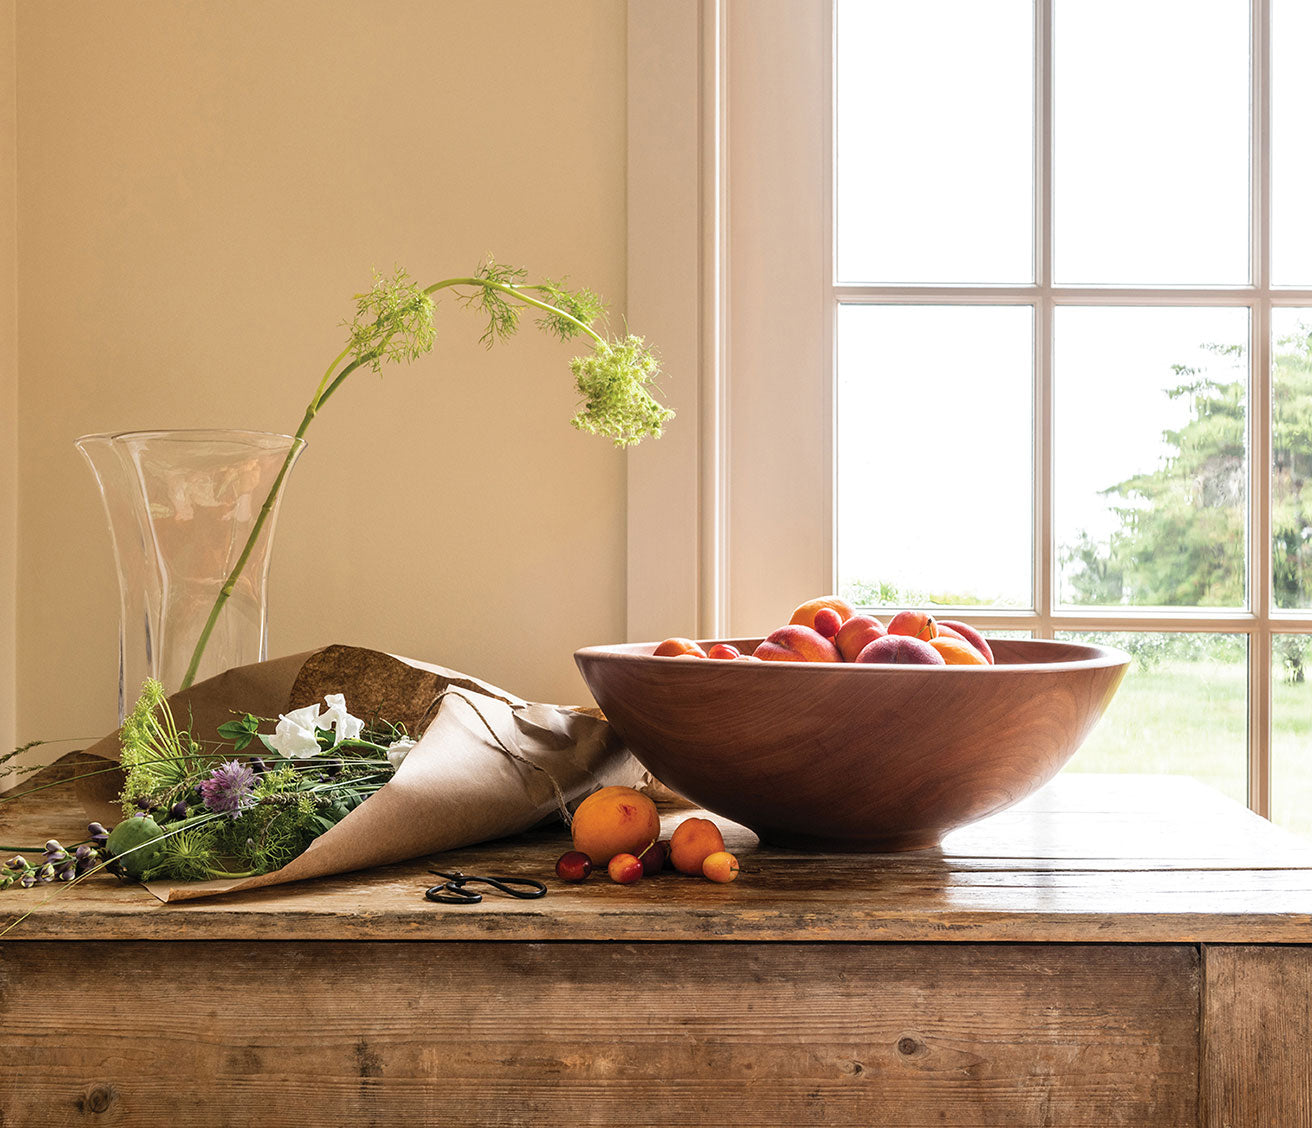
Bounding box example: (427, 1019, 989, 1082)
(574, 638, 1129, 850)
(4, 773, 1312, 943)
(1203, 944, 1312, 1126)
(0, 941, 1199, 1127)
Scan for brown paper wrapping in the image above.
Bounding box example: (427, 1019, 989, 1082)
(79, 645, 646, 902)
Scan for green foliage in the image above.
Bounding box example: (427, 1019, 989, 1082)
(346, 268, 436, 373)
(840, 578, 994, 609)
(118, 680, 210, 809)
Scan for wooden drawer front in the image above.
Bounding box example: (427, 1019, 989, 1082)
(0, 941, 1197, 1127)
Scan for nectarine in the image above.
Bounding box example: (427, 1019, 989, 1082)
(754, 625, 841, 663)
(854, 635, 945, 665)
(835, 615, 887, 662)
(887, 610, 938, 641)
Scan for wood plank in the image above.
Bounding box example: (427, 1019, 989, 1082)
(0, 942, 1199, 1127)
(5, 773, 1312, 943)
(1203, 944, 1312, 1127)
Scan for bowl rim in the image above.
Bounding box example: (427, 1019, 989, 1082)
(574, 635, 1131, 673)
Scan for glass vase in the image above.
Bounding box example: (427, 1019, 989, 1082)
(76, 429, 306, 719)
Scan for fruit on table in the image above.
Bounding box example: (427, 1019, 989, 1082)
(754, 625, 841, 663)
(855, 634, 946, 665)
(707, 643, 741, 660)
(608, 853, 644, 884)
(886, 610, 938, 641)
(789, 595, 856, 631)
(702, 851, 740, 883)
(638, 839, 669, 875)
(835, 615, 887, 662)
(938, 619, 994, 664)
(927, 636, 989, 665)
(670, 816, 726, 875)
(654, 637, 708, 658)
(555, 850, 594, 883)
(571, 786, 662, 865)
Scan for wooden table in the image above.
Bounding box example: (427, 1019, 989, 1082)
(3, 772, 1311, 1126)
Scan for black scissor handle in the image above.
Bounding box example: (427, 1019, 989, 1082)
(425, 869, 548, 905)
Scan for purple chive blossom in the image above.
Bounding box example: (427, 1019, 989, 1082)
(199, 760, 257, 818)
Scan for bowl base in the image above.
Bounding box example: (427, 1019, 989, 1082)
(757, 826, 943, 854)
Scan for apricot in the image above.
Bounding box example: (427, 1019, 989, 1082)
(571, 786, 662, 865)
(670, 817, 725, 875)
(707, 643, 741, 660)
(654, 637, 708, 658)
(702, 851, 739, 883)
(789, 595, 856, 631)
(938, 619, 994, 664)
(886, 610, 938, 641)
(927, 636, 988, 665)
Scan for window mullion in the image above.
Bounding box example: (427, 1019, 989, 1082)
(1250, 0, 1273, 817)
(1035, 0, 1054, 637)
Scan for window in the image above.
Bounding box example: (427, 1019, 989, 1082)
(627, 1, 1312, 833)
(829, 0, 1312, 830)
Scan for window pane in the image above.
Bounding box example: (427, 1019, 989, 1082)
(1273, 635, 1312, 838)
(835, 0, 1034, 285)
(1055, 307, 1249, 608)
(837, 305, 1032, 608)
(1053, 0, 1250, 285)
(1272, 0, 1312, 285)
(1273, 310, 1312, 609)
(1058, 631, 1248, 806)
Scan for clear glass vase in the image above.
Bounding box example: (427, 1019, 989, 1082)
(76, 429, 306, 718)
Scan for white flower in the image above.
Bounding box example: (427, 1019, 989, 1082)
(318, 693, 364, 748)
(385, 738, 416, 770)
(268, 704, 324, 758)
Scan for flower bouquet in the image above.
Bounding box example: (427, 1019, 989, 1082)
(4, 644, 645, 905)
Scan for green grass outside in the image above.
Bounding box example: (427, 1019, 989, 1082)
(1064, 656, 1312, 840)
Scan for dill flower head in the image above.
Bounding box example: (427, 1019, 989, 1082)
(569, 334, 674, 448)
(199, 760, 257, 818)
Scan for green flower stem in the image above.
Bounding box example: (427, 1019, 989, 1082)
(178, 273, 605, 690)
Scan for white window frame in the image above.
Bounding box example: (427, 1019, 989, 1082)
(627, 0, 1311, 819)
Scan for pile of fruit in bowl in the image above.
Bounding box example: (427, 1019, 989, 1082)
(652, 595, 996, 666)
(574, 596, 1131, 852)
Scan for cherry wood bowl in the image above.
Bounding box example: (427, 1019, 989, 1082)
(574, 637, 1130, 852)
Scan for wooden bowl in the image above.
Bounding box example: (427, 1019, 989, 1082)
(574, 637, 1130, 852)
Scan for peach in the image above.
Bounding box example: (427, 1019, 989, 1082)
(702, 851, 740, 883)
(707, 643, 741, 660)
(854, 634, 945, 665)
(608, 853, 644, 884)
(938, 619, 994, 664)
(669, 817, 726, 875)
(654, 637, 708, 658)
(927, 636, 989, 665)
(788, 595, 856, 631)
(886, 610, 938, 641)
(753, 625, 841, 663)
(571, 785, 662, 865)
(812, 607, 843, 639)
(835, 615, 887, 662)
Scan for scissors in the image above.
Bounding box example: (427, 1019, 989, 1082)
(425, 868, 548, 905)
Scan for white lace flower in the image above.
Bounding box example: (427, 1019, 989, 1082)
(318, 693, 364, 748)
(385, 738, 417, 770)
(268, 704, 324, 758)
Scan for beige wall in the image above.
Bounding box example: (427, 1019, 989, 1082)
(1, 2, 15, 765)
(12, 1, 630, 743)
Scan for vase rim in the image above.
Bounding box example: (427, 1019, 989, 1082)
(75, 428, 305, 450)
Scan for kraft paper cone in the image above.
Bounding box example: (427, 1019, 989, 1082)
(79, 645, 645, 902)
